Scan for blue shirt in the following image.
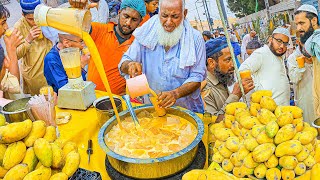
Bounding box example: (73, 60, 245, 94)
(44, 44, 86, 93)
(119, 30, 207, 113)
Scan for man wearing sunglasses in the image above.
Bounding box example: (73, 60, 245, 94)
(43, 32, 90, 93)
(238, 27, 291, 106)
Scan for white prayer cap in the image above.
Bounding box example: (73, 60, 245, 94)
(272, 27, 290, 38)
(220, 31, 225, 35)
(57, 30, 69, 35)
(297, 4, 318, 17)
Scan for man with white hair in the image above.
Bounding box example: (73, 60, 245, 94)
(294, 4, 320, 118)
(239, 27, 291, 105)
(119, 0, 207, 113)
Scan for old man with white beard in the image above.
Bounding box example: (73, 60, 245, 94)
(119, 0, 207, 113)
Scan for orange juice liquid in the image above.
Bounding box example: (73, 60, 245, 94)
(64, 66, 81, 78)
(296, 56, 305, 68)
(149, 96, 166, 117)
(240, 70, 251, 79)
(83, 32, 122, 129)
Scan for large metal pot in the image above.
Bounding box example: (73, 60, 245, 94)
(1, 97, 32, 123)
(98, 105, 204, 179)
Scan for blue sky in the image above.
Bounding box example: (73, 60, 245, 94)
(185, 0, 235, 21)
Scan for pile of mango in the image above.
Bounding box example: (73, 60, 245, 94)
(0, 118, 80, 180)
(208, 90, 320, 180)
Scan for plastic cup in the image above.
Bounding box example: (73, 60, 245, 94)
(296, 56, 305, 68)
(240, 70, 251, 79)
(126, 74, 151, 98)
(4, 28, 14, 37)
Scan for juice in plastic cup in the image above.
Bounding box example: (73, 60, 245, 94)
(240, 70, 251, 79)
(4, 28, 14, 37)
(296, 56, 305, 68)
(38, 30, 44, 39)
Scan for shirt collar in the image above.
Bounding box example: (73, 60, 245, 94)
(207, 70, 220, 86)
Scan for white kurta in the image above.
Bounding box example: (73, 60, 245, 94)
(241, 34, 252, 60)
(287, 49, 316, 124)
(239, 45, 290, 106)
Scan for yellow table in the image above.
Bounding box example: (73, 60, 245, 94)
(57, 91, 216, 180)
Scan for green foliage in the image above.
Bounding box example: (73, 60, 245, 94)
(227, 0, 266, 18)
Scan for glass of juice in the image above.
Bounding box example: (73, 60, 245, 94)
(296, 56, 305, 68)
(240, 70, 251, 79)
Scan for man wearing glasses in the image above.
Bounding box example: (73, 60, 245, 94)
(43, 32, 90, 93)
(239, 27, 291, 106)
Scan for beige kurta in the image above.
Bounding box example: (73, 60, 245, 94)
(14, 17, 52, 95)
(287, 49, 316, 124)
(313, 56, 320, 118)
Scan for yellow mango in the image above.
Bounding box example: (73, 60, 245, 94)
(0, 115, 5, 127)
(311, 163, 320, 180)
(224, 115, 235, 129)
(295, 170, 311, 180)
(230, 121, 241, 136)
(233, 166, 245, 178)
(212, 151, 224, 163)
(266, 168, 281, 180)
(275, 106, 283, 117)
(265, 154, 278, 168)
(218, 144, 233, 158)
(0, 119, 32, 144)
(281, 169, 295, 180)
(243, 153, 259, 169)
(296, 147, 310, 162)
(277, 112, 293, 127)
(49, 172, 68, 180)
(182, 169, 234, 180)
(230, 153, 242, 167)
(43, 126, 57, 143)
(34, 138, 53, 167)
(265, 121, 279, 138)
(279, 156, 298, 170)
(304, 122, 310, 128)
(303, 155, 316, 168)
(257, 109, 277, 125)
(225, 102, 247, 115)
(62, 151, 80, 177)
(237, 145, 250, 161)
(35, 161, 42, 170)
(0, 144, 7, 166)
(303, 127, 318, 137)
(3, 141, 26, 170)
(235, 108, 251, 121)
(256, 130, 273, 144)
(260, 96, 277, 112)
(244, 138, 259, 151)
(292, 118, 304, 132)
(51, 143, 64, 169)
(213, 128, 235, 142)
(3, 163, 28, 180)
(51, 169, 62, 176)
(214, 140, 224, 149)
(23, 166, 51, 180)
(221, 159, 234, 172)
(251, 90, 273, 103)
(23, 120, 46, 147)
(275, 140, 303, 157)
(294, 162, 306, 176)
(243, 130, 253, 139)
(299, 131, 315, 145)
(239, 116, 260, 129)
(62, 142, 78, 157)
(252, 143, 276, 163)
(281, 106, 303, 119)
(251, 125, 265, 138)
(250, 103, 261, 116)
(240, 165, 254, 176)
(225, 137, 239, 152)
(305, 143, 314, 152)
(314, 145, 320, 163)
(274, 124, 296, 144)
(254, 163, 267, 179)
(22, 147, 38, 172)
(0, 166, 8, 178)
(209, 122, 226, 134)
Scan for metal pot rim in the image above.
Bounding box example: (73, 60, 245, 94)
(93, 96, 122, 110)
(1, 98, 31, 115)
(98, 105, 204, 164)
(312, 118, 320, 128)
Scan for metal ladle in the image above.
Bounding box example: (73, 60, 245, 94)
(122, 94, 140, 127)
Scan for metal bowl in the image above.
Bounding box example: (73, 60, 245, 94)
(1, 97, 32, 123)
(312, 118, 320, 135)
(98, 105, 204, 179)
(93, 96, 123, 126)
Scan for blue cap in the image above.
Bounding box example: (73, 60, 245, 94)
(20, 0, 41, 14)
(206, 37, 241, 59)
(120, 0, 146, 17)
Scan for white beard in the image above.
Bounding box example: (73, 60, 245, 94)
(157, 21, 184, 47)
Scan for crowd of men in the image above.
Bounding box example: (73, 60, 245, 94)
(0, 0, 319, 124)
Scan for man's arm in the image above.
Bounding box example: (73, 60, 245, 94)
(44, 56, 68, 91)
(287, 53, 305, 84)
(238, 48, 263, 73)
(119, 39, 143, 77)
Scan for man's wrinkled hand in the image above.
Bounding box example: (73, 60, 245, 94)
(128, 62, 142, 78)
(242, 78, 255, 94)
(158, 91, 179, 108)
(80, 54, 90, 68)
(69, 0, 88, 9)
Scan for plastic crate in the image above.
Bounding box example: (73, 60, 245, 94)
(69, 168, 102, 180)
